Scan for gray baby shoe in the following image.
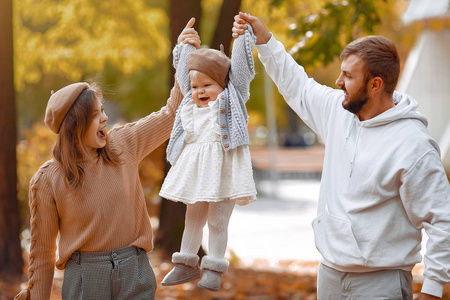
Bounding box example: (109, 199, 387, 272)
(161, 252, 201, 286)
(197, 256, 229, 291)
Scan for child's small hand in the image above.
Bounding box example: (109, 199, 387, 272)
(178, 17, 201, 49)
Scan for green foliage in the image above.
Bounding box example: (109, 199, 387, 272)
(269, 0, 285, 8)
(14, 0, 169, 90)
(288, 0, 386, 68)
(239, 0, 329, 126)
(13, 0, 174, 130)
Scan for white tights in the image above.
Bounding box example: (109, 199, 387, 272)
(180, 200, 236, 259)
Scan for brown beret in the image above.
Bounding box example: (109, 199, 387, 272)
(45, 82, 89, 133)
(187, 48, 231, 88)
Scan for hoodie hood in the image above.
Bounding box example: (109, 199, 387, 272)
(361, 91, 428, 128)
(343, 91, 430, 178)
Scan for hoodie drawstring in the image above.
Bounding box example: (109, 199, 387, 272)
(349, 125, 363, 178)
(344, 118, 355, 146)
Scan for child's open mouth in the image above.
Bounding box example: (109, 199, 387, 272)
(200, 97, 210, 101)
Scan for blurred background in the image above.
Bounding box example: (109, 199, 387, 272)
(1, 0, 449, 298)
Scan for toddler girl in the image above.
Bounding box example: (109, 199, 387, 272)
(159, 20, 256, 291)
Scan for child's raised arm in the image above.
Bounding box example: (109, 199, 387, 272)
(173, 18, 200, 96)
(229, 25, 256, 102)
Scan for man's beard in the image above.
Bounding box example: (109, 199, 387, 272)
(342, 84, 369, 115)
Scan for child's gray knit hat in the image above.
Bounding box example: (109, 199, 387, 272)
(187, 46, 231, 88)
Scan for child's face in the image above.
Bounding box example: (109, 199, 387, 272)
(190, 71, 224, 108)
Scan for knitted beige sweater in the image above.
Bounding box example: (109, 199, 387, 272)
(20, 83, 182, 300)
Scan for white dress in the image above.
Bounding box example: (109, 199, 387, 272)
(160, 99, 257, 206)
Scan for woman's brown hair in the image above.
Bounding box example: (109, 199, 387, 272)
(52, 84, 122, 189)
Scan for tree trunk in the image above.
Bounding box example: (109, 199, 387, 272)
(155, 0, 202, 258)
(168, 0, 202, 87)
(0, 0, 24, 277)
(210, 0, 242, 55)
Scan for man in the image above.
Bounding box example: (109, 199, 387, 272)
(232, 12, 450, 300)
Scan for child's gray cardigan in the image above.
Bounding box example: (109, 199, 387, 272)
(166, 25, 256, 165)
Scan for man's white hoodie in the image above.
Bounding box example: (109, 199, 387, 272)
(256, 35, 450, 297)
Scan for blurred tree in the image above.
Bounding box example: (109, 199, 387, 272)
(13, 0, 171, 131)
(258, 0, 387, 67)
(288, 0, 387, 68)
(14, 0, 169, 89)
(16, 124, 55, 227)
(210, 0, 242, 54)
(0, 0, 24, 276)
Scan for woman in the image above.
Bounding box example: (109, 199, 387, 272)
(15, 19, 200, 300)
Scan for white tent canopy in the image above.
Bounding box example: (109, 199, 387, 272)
(402, 0, 449, 23)
(397, 29, 450, 170)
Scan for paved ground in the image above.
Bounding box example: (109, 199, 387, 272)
(202, 179, 322, 270)
(250, 146, 325, 174)
(228, 146, 324, 267)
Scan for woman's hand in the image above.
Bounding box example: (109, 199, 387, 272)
(177, 17, 201, 49)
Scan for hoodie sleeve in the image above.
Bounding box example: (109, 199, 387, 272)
(255, 35, 343, 140)
(399, 149, 450, 298)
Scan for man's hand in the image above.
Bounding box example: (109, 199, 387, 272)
(232, 12, 272, 45)
(418, 293, 441, 300)
(177, 17, 201, 49)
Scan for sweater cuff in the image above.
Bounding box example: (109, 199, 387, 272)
(421, 277, 444, 298)
(255, 33, 276, 58)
